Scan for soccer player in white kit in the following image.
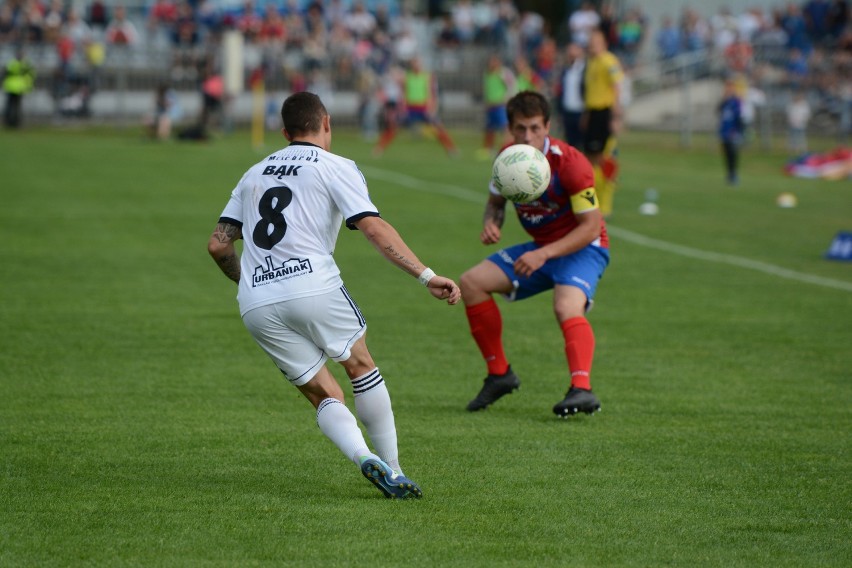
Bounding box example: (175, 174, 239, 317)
(208, 92, 461, 499)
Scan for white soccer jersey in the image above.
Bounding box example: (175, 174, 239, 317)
(218, 141, 379, 315)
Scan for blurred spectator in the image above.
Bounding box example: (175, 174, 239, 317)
(374, 3, 392, 35)
(656, 15, 682, 61)
(196, 62, 224, 135)
(787, 90, 812, 153)
(22, 0, 45, 43)
(43, 0, 66, 44)
(88, 1, 109, 31)
(718, 78, 744, 185)
(827, 0, 849, 41)
(436, 13, 461, 49)
(472, 0, 499, 44)
(3, 47, 36, 128)
(737, 72, 767, 135)
(493, 0, 519, 54)
(356, 66, 379, 140)
(66, 9, 93, 47)
(105, 6, 140, 47)
(325, 0, 347, 28)
(738, 7, 764, 43)
(285, 4, 308, 48)
(598, 3, 620, 49)
(305, 2, 326, 35)
(838, 80, 851, 144)
(616, 8, 645, 69)
(393, 27, 418, 65)
(235, 0, 262, 43)
(0, 4, 15, 44)
(724, 32, 754, 74)
(781, 3, 812, 55)
(711, 6, 739, 54)
(753, 9, 789, 62)
(147, 82, 181, 140)
(785, 47, 810, 87)
(681, 8, 710, 53)
(555, 42, 586, 148)
(519, 10, 545, 60)
(196, 0, 221, 36)
(534, 37, 557, 85)
(569, 1, 600, 47)
(452, 0, 476, 43)
(259, 4, 287, 46)
(347, 1, 376, 40)
(148, 0, 178, 34)
(803, 0, 831, 45)
(304, 26, 330, 73)
(173, 2, 200, 47)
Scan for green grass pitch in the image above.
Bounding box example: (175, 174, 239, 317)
(1, 124, 850, 567)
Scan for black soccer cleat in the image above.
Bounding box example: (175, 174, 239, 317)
(553, 387, 601, 417)
(466, 367, 521, 411)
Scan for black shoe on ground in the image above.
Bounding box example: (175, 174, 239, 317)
(466, 367, 520, 411)
(553, 387, 601, 417)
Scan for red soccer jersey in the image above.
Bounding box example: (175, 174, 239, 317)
(495, 137, 609, 248)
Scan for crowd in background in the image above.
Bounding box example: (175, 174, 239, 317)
(1, 0, 850, 141)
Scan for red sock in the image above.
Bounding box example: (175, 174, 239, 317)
(465, 298, 509, 376)
(483, 131, 495, 150)
(561, 316, 595, 390)
(435, 127, 456, 152)
(376, 127, 396, 150)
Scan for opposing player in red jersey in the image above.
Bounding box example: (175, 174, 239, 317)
(460, 90, 609, 417)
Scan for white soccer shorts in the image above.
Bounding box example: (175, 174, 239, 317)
(241, 286, 367, 386)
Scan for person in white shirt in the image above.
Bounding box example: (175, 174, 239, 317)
(556, 42, 586, 148)
(786, 91, 811, 154)
(568, 2, 600, 47)
(208, 92, 461, 499)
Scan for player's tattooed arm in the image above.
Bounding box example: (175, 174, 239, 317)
(480, 194, 507, 245)
(213, 222, 242, 244)
(483, 198, 506, 228)
(355, 216, 426, 277)
(381, 243, 421, 274)
(208, 222, 242, 284)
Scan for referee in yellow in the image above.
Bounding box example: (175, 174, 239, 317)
(582, 30, 624, 217)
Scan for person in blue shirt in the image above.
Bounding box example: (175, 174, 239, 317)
(656, 16, 681, 61)
(718, 78, 744, 186)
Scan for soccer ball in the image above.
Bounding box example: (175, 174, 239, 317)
(776, 192, 798, 208)
(491, 144, 551, 203)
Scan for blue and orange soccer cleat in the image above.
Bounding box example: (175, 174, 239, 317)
(360, 457, 423, 499)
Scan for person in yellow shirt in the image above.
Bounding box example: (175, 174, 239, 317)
(582, 30, 623, 217)
(3, 48, 36, 129)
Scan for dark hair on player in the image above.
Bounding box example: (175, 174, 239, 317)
(281, 92, 328, 136)
(506, 90, 551, 125)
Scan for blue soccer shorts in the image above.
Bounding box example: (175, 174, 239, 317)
(487, 241, 610, 303)
(485, 105, 508, 131)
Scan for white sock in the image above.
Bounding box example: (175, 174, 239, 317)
(315, 398, 372, 465)
(352, 368, 402, 474)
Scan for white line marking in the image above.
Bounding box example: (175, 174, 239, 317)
(361, 165, 852, 293)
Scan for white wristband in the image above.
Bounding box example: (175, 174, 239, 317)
(417, 267, 436, 286)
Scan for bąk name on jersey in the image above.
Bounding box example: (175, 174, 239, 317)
(262, 164, 302, 179)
